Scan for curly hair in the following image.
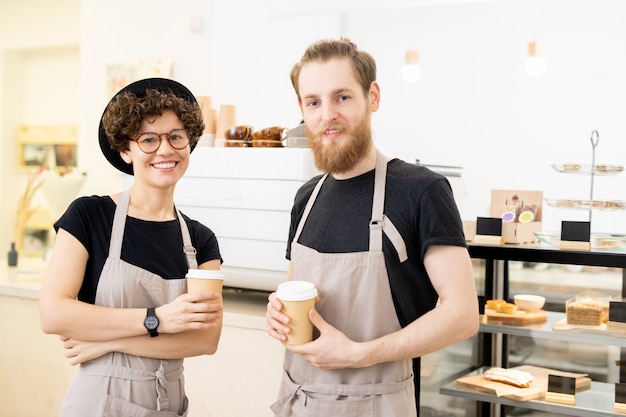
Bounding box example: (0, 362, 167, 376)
(289, 37, 377, 100)
(102, 88, 205, 152)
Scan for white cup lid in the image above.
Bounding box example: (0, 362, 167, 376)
(185, 269, 224, 280)
(276, 280, 318, 301)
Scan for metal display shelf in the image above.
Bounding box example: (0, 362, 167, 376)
(480, 311, 626, 347)
(468, 242, 626, 269)
(468, 241, 626, 316)
(440, 366, 618, 417)
(453, 242, 626, 417)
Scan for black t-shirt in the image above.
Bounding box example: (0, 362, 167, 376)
(286, 158, 467, 327)
(54, 195, 222, 304)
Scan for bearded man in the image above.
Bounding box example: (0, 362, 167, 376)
(266, 38, 479, 417)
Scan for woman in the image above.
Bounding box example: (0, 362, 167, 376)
(39, 78, 223, 416)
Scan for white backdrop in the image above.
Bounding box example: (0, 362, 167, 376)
(75, 0, 626, 234)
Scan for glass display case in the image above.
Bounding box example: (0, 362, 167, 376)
(438, 242, 626, 417)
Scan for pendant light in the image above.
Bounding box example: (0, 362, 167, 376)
(401, 50, 422, 83)
(525, 41, 547, 77)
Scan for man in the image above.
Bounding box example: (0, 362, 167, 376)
(266, 38, 478, 417)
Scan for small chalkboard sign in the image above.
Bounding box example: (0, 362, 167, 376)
(559, 221, 591, 250)
(548, 374, 576, 394)
(474, 217, 504, 244)
(615, 383, 626, 414)
(621, 350, 626, 384)
(477, 217, 502, 236)
(609, 303, 626, 337)
(611, 302, 626, 324)
(545, 374, 576, 405)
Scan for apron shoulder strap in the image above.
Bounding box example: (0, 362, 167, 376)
(293, 174, 328, 242)
(108, 189, 131, 259)
(175, 207, 198, 269)
(370, 152, 408, 262)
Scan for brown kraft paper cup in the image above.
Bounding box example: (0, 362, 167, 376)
(276, 281, 318, 345)
(186, 269, 224, 304)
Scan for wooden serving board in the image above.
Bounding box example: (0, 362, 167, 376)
(456, 365, 590, 402)
(485, 307, 547, 325)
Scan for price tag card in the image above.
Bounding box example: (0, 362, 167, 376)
(545, 374, 576, 405)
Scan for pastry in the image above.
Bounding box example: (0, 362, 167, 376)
(497, 303, 516, 314)
(594, 165, 623, 173)
(486, 299, 507, 310)
(562, 164, 581, 172)
(486, 299, 516, 314)
(484, 367, 533, 388)
(566, 299, 607, 325)
(601, 200, 625, 210)
(555, 199, 575, 208)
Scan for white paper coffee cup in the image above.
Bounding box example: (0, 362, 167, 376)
(186, 269, 224, 304)
(276, 281, 318, 345)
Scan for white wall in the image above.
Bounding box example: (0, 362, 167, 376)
(3, 0, 626, 255)
(76, 0, 626, 236)
(76, 0, 219, 196)
(350, 0, 626, 234)
(0, 0, 81, 254)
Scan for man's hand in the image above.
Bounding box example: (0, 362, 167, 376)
(266, 292, 290, 342)
(285, 308, 367, 370)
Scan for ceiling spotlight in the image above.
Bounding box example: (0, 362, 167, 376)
(525, 41, 547, 77)
(402, 50, 422, 83)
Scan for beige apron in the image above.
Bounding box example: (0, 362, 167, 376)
(271, 153, 416, 417)
(59, 189, 197, 417)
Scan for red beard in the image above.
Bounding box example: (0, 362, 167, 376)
(307, 112, 372, 174)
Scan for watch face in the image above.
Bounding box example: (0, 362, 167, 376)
(145, 316, 159, 330)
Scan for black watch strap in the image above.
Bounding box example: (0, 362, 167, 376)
(144, 307, 159, 337)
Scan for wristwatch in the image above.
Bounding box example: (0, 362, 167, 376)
(143, 307, 159, 337)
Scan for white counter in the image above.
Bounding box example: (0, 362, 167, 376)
(0, 257, 270, 329)
(0, 257, 47, 299)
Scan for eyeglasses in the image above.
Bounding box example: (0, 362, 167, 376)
(131, 129, 190, 154)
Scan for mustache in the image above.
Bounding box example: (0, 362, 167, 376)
(305, 124, 345, 139)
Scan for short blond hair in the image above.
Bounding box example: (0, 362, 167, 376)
(290, 37, 377, 99)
